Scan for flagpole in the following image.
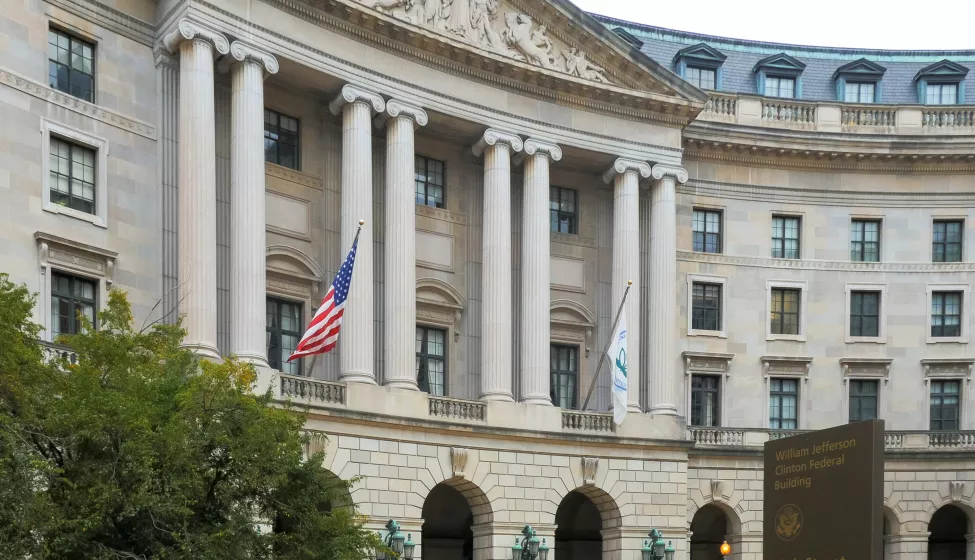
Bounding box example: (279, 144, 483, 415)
(581, 280, 631, 411)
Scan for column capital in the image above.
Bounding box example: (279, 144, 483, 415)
(328, 83, 385, 116)
(651, 163, 689, 183)
(229, 40, 279, 75)
(162, 17, 230, 55)
(472, 128, 523, 157)
(385, 99, 428, 127)
(602, 158, 651, 184)
(524, 137, 562, 161)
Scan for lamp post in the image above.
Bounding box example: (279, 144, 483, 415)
(642, 528, 674, 560)
(374, 519, 415, 560)
(720, 540, 731, 559)
(511, 525, 549, 560)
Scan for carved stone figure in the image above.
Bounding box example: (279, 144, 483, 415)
(443, 0, 474, 40)
(565, 47, 609, 82)
(470, 0, 500, 48)
(372, 0, 414, 21)
(501, 12, 555, 69)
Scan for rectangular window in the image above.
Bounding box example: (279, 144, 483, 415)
(267, 298, 303, 375)
(415, 155, 445, 209)
(926, 83, 958, 105)
(931, 291, 963, 338)
(844, 82, 875, 103)
(49, 137, 96, 215)
(770, 288, 801, 335)
(692, 209, 722, 253)
(264, 109, 300, 169)
(850, 291, 881, 338)
(765, 76, 796, 99)
(933, 220, 963, 263)
(550, 186, 577, 234)
(550, 344, 578, 409)
(48, 28, 94, 102)
(690, 375, 720, 427)
(51, 272, 96, 339)
(416, 326, 446, 396)
(769, 378, 799, 429)
(850, 219, 881, 262)
(930, 380, 960, 431)
(771, 216, 801, 259)
(692, 282, 722, 332)
(686, 66, 716, 90)
(849, 379, 879, 422)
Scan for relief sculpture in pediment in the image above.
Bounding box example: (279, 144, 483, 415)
(361, 0, 612, 83)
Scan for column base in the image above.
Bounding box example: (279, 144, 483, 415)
(648, 404, 679, 416)
(479, 392, 514, 403)
(234, 352, 270, 369)
(521, 397, 553, 406)
(627, 404, 642, 413)
(385, 380, 419, 391)
(180, 341, 221, 361)
(340, 371, 378, 384)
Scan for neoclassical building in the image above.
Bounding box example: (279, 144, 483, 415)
(3, 0, 975, 557)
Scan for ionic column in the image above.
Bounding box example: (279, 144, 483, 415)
(229, 41, 278, 367)
(648, 164, 688, 415)
(472, 129, 523, 402)
(328, 84, 385, 384)
(520, 138, 562, 405)
(162, 18, 230, 359)
(382, 100, 428, 390)
(603, 159, 650, 413)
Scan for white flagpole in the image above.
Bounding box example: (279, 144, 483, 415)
(581, 280, 631, 411)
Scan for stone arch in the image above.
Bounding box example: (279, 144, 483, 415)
(273, 467, 351, 535)
(417, 277, 465, 332)
(927, 502, 974, 560)
(422, 477, 493, 560)
(555, 485, 623, 560)
(266, 244, 325, 281)
(550, 299, 597, 327)
(883, 505, 902, 535)
(567, 484, 622, 529)
(435, 476, 493, 525)
(688, 498, 743, 536)
(923, 498, 975, 532)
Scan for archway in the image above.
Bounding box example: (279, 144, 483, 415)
(423, 483, 474, 560)
(928, 504, 970, 560)
(690, 504, 732, 560)
(555, 487, 621, 560)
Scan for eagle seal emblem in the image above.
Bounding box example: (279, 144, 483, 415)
(775, 504, 803, 541)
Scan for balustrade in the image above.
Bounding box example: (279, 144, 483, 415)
(922, 108, 975, 129)
(689, 427, 744, 446)
(841, 106, 897, 130)
(428, 396, 486, 422)
(561, 410, 614, 432)
(280, 375, 346, 405)
(761, 100, 816, 125)
(40, 340, 78, 366)
(702, 93, 737, 121)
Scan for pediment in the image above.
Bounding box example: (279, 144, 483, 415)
(417, 277, 465, 308)
(673, 43, 726, 67)
(915, 59, 970, 82)
(550, 299, 596, 328)
(266, 245, 325, 282)
(832, 58, 886, 80)
(302, 0, 707, 124)
(754, 53, 806, 74)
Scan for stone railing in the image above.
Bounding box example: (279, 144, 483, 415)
(280, 374, 345, 405)
(689, 427, 975, 451)
(701, 92, 737, 122)
(39, 340, 79, 365)
(428, 396, 486, 422)
(689, 427, 744, 446)
(923, 108, 975, 129)
(562, 410, 614, 433)
(761, 99, 816, 127)
(841, 105, 897, 130)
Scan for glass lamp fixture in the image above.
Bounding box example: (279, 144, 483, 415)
(403, 534, 415, 560)
(538, 538, 549, 560)
(664, 540, 675, 560)
(720, 540, 732, 557)
(641, 539, 653, 560)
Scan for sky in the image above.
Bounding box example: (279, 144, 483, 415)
(570, 0, 975, 51)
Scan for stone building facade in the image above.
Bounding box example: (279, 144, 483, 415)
(1, 0, 974, 558)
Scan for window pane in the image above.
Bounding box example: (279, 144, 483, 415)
(417, 327, 448, 396)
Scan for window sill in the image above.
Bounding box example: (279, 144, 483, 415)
(845, 336, 886, 344)
(926, 337, 969, 345)
(688, 329, 727, 339)
(767, 333, 806, 342)
(43, 203, 106, 228)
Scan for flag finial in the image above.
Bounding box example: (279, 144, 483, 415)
(627, 280, 633, 286)
(358, 219, 365, 226)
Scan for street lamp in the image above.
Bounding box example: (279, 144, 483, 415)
(720, 540, 731, 559)
(641, 528, 668, 560)
(511, 525, 548, 560)
(374, 519, 414, 560)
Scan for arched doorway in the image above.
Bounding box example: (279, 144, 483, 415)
(556, 491, 603, 560)
(690, 504, 731, 560)
(422, 483, 474, 560)
(928, 505, 970, 560)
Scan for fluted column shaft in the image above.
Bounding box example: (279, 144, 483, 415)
(520, 139, 562, 405)
(164, 19, 229, 360)
(383, 100, 428, 390)
(330, 85, 385, 384)
(474, 129, 522, 402)
(648, 165, 687, 415)
(230, 42, 278, 367)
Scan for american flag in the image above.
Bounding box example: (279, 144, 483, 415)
(287, 229, 360, 361)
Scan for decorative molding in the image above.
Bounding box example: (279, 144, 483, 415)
(710, 480, 726, 501)
(582, 457, 598, 486)
(651, 163, 688, 184)
(450, 447, 469, 479)
(266, 245, 324, 300)
(328, 83, 385, 116)
(267, 276, 313, 300)
(761, 356, 813, 380)
(602, 158, 651, 184)
(45, 0, 154, 46)
(550, 232, 595, 248)
(385, 99, 429, 127)
(840, 358, 892, 383)
(921, 359, 975, 382)
(523, 138, 563, 161)
(415, 204, 468, 225)
(682, 351, 734, 378)
(678, 250, 975, 273)
(230, 40, 280, 75)
(550, 299, 595, 347)
(680, 179, 975, 208)
(161, 16, 231, 55)
(472, 127, 524, 157)
(416, 277, 465, 337)
(35, 232, 117, 283)
(949, 480, 966, 503)
(265, 162, 324, 190)
(0, 68, 156, 139)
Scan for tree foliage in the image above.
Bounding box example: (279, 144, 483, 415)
(0, 274, 380, 559)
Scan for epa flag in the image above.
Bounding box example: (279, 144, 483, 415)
(609, 308, 628, 425)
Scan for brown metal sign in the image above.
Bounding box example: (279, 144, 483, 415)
(764, 419, 884, 560)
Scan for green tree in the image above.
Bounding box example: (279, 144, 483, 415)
(0, 274, 381, 559)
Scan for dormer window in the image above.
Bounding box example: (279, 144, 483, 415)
(754, 53, 806, 99)
(673, 43, 726, 91)
(833, 58, 886, 104)
(915, 59, 968, 105)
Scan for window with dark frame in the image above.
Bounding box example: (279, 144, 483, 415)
(769, 378, 799, 429)
(931, 291, 963, 338)
(930, 380, 960, 431)
(550, 344, 578, 409)
(690, 375, 720, 427)
(48, 28, 94, 102)
(264, 109, 300, 169)
(850, 291, 881, 338)
(765, 76, 795, 99)
(415, 155, 445, 209)
(851, 219, 881, 262)
(849, 379, 879, 422)
(926, 83, 958, 105)
(692, 209, 722, 253)
(549, 186, 578, 234)
(692, 282, 722, 332)
(844, 82, 875, 103)
(770, 287, 801, 336)
(266, 297, 303, 375)
(49, 136, 96, 215)
(771, 216, 800, 259)
(933, 220, 963, 263)
(51, 271, 96, 339)
(685, 66, 716, 90)
(416, 326, 446, 396)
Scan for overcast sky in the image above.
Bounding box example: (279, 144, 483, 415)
(571, 0, 975, 51)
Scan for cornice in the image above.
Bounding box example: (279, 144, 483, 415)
(46, 0, 154, 46)
(678, 251, 975, 273)
(0, 68, 156, 139)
